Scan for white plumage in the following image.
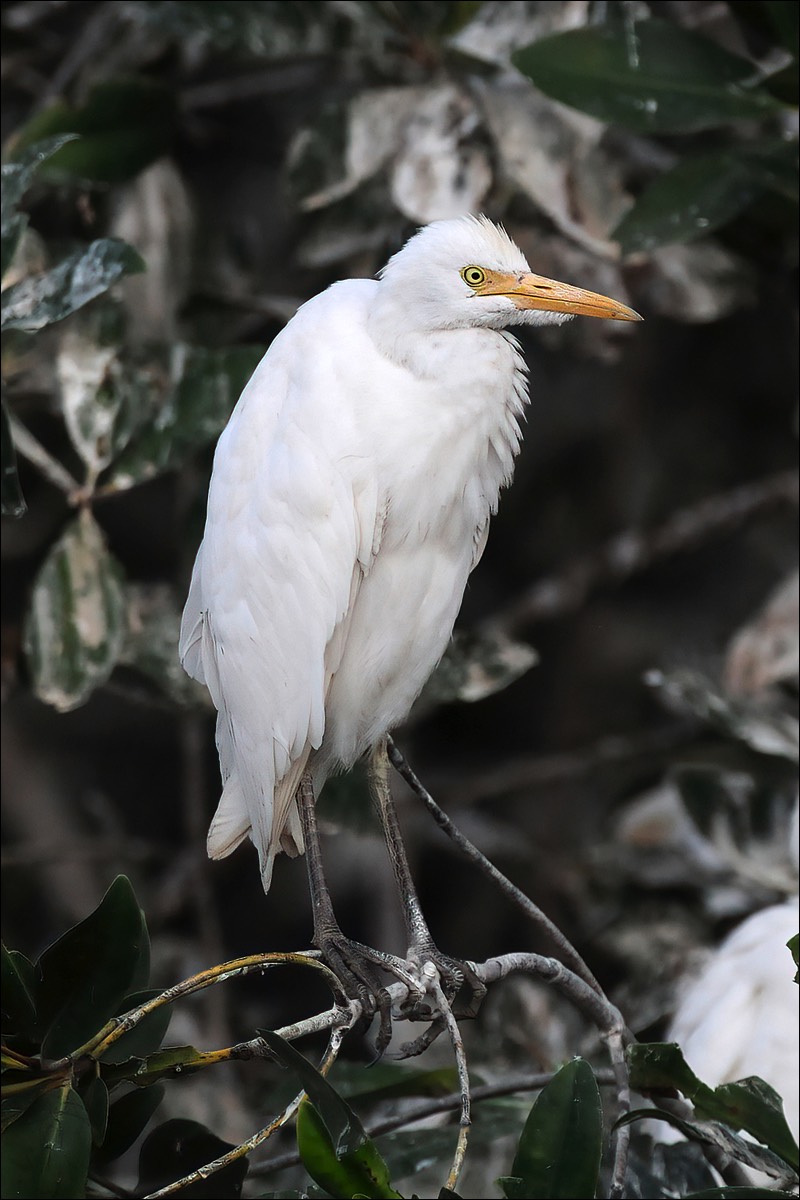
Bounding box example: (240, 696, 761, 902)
(669, 898, 800, 1140)
(180, 215, 639, 891)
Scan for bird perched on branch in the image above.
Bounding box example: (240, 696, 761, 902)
(180, 214, 640, 1026)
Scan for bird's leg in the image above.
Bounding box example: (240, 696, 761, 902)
(296, 772, 421, 1053)
(368, 740, 486, 1023)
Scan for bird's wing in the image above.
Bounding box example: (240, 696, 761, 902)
(179, 293, 381, 890)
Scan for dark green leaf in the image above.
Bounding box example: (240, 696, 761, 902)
(613, 153, 764, 255)
(23, 508, 127, 713)
(102, 1044, 206, 1088)
(36, 875, 149, 1060)
(614, 139, 799, 255)
(1, 135, 77, 278)
(506, 1059, 602, 1199)
(1, 397, 26, 517)
(81, 1075, 109, 1145)
(11, 79, 177, 184)
(1, 1088, 46, 1133)
(618, 1107, 791, 1179)
(0, 1083, 91, 1199)
(331, 1062, 459, 1104)
(296, 1098, 402, 1200)
(764, 2, 800, 55)
(137, 1118, 248, 1198)
(713, 1078, 799, 1172)
(512, 20, 783, 133)
(628, 1044, 799, 1171)
(94, 1084, 165, 1163)
(258, 1029, 366, 1158)
(108, 345, 264, 489)
(1, 239, 145, 333)
(98, 988, 172, 1065)
(1, 944, 37, 1038)
(498, 1177, 527, 1199)
(789, 932, 799, 983)
(743, 141, 800, 203)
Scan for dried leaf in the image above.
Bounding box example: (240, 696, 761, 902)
(389, 84, 491, 223)
(725, 571, 799, 697)
(645, 668, 799, 762)
(637, 240, 754, 324)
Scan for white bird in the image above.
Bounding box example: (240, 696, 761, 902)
(179, 215, 639, 1015)
(668, 898, 799, 1144)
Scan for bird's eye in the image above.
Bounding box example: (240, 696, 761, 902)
(461, 266, 486, 288)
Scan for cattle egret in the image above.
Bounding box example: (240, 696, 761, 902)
(180, 214, 640, 1024)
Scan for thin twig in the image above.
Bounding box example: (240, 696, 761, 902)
(429, 720, 695, 806)
(428, 968, 470, 1193)
(43, 952, 347, 1070)
(486, 469, 798, 636)
(478, 953, 630, 1042)
(249, 1069, 619, 1179)
(8, 412, 81, 497)
(387, 738, 603, 996)
(605, 1029, 632, 1200)
(143, 1024, 347, 1199)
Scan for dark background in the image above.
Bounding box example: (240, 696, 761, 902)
(1, 1, 798, 1184)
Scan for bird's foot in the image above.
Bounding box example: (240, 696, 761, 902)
(399, 946, 487, 1025)
(314, 926, 426, 1056)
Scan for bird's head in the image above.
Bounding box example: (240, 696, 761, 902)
(377, 214, 641, 333)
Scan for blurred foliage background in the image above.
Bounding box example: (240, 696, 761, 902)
(1, 0, 798, 1195)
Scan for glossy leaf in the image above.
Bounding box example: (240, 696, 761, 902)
(614, 141, 799, 254)
(619, 1106, 790, 1179)
(137, 1118, 248, 1197)
(81, 1075, 109, 1145)
(107, 344, 264, 489)
(101, 1044, 206, 1088)
(24, 508, 127, 713)
(1, 238, 145, 333)
(628, 1043, 799, 1171)
(1, 1083, 91, 1199)
(1, 944, 37, 1039)
(332, 1062, 459, 1104)
(11, 79, 177, 184)
(1, 397, 26, 517)
(714, 1078, 799, 1172)
(93, 1084, 165, 1163)
(259, 1029, 367, 1157)
(512, 20, 783, 133)
(500, 1059, 602, 1199)
(36, 875, 149, 1060)
(296, 1097, 402, 1200)
(0, 135, 77, 278)
(613, 153, 763, 254)
(1, 1088, 47, 1134)
(98, 988, 173, 1065)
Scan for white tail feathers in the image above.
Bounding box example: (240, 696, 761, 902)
(206, 776, 250, 859)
